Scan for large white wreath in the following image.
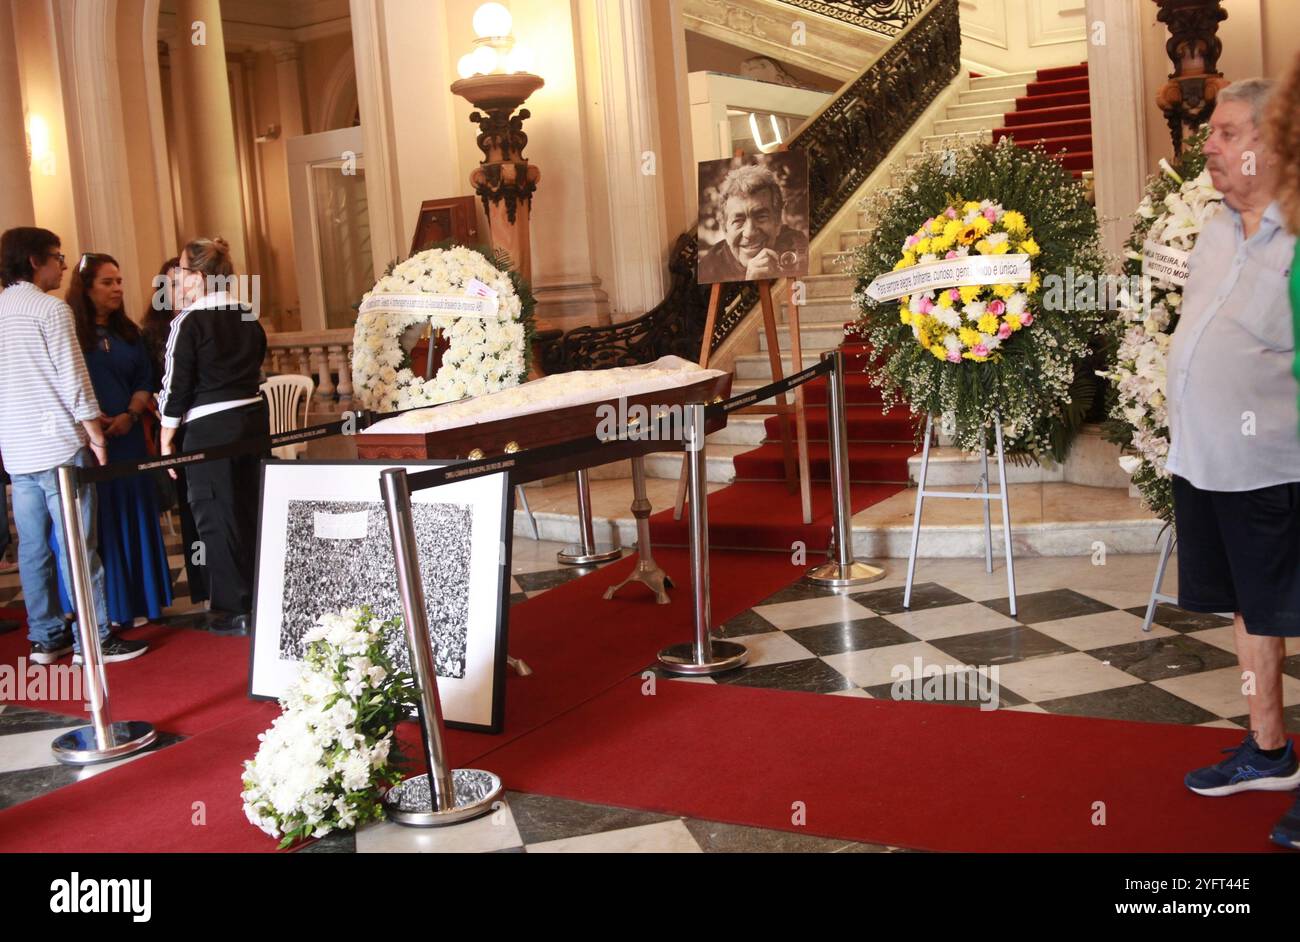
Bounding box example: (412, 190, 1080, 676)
(352, 245, 532, 411)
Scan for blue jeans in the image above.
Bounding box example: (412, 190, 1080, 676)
(11, 448, 110, 647)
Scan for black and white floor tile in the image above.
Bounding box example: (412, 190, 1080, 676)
(4, 534, 1300, 852)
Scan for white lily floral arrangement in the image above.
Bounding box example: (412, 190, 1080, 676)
(1100, 127, 1219, 523)
(352, 243, 536, 411)
(242, 608, 417, 849)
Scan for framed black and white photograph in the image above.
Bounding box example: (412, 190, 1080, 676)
(697, 151, 811, 285)
(249, 460, 513, 733)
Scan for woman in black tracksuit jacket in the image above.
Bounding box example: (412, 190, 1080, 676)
(157, 237, 268, 634)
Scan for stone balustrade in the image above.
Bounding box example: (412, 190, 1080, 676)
(264, 328, 355, 405)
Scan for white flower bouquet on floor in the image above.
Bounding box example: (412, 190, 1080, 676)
(242, 608, 417, 848)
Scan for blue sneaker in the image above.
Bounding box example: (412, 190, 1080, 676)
(1271, 791, 1300, 850)
(1185, 734, 1300, 797)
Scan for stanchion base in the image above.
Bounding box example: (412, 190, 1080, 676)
(383, 769, 504, 827)
(51, 721, 158, 766)
(657, 640, 748, 676)
(557, 545, 622, 566)
(605, 564, 674, 604)
(804, 560, 887, 588)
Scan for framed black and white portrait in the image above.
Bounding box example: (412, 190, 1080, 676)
(697, 151, 811, 285)
(249, 460, 513, 733)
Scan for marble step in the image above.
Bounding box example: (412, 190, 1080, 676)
(946, 98, 1018, 120)
(932, 114, 1004, 136)
(958, 83, 1028, 105)
(908, 447, 1062, 486)
(578, 448, 744, 485)
(758, 323, 849, 353)
(513, 477, 1164, 558)
(839, 228, 873, 250)
(968, 70, 1038, 91)
(921, 129, 993, 150)
(735, 350, 839, 379)
(796, 272, 856, 299)
(820, 250, 856, 273)
(906, 428, 1133, 490)
(782, 297, 857, 324)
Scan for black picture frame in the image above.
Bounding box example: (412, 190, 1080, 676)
(248, 459, 514, 734)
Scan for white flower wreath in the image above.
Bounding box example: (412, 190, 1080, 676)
(352, 245, 533, 411)
(1099, 127, 1219, 523)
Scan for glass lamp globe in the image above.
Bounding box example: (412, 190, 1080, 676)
(472, 3, 512, 39)
(504, 45, 535, 75)
(469, 45, 499, 76)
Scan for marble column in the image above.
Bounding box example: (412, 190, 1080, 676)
(169, 0, 247, 273)
(0, 0, 35, 227)
(1085, 0, 1149, 258)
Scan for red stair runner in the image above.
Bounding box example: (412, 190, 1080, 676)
(649, 333, 915, 551)
(994, 61, 1093, 177)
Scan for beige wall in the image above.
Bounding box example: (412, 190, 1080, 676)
(1142, 0, 1300, 173)
(302, 32, 357, 132)
(959, 0, 1089, 74)
(13, 0, 82, 278)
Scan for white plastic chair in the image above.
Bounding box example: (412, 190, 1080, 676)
(261, 374, 315, 460)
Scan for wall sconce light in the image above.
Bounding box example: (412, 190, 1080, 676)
(26, 114, 56, 176)
(456, 2, 537, 79)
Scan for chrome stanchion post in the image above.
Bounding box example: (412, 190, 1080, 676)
(605, 456, 674, 604)
(658, 403, 747, 675)
(50, 465, 156, 765)
(805, 350, 885, 587)
(558, 468, 621, 565)
(379, 468, 502, 826)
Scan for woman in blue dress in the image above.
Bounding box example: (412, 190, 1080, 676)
(59, 253, 172, 624)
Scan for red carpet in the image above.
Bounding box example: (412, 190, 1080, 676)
(649, 341, 913, 551)
(0, 548, 802, 851)
(993, 62, 1093, 177)
(0, 616, 263, 736)
(479, 677, 1293, 853)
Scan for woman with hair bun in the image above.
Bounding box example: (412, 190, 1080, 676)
(158, 237, 267, 635)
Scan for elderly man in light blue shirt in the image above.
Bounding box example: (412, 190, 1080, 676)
(1166, 79, 1300, 851)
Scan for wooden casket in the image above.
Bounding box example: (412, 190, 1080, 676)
(355, 358, 733, 480)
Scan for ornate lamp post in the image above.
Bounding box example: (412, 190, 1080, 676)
(450, 3, 543, 282)
(1154, 0, 1229, 153)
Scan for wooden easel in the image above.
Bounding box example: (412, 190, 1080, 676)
(673, 276, 811, 523)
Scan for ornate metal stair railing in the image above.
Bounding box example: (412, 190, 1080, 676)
(780, 0, 932, 38)
(538, 0, 960, 375)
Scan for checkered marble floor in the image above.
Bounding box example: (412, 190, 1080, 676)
(4, 537, 1299, 852)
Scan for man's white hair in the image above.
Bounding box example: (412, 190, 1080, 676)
(716, 163, 784, 220)
(1219, 78, 1275, 130)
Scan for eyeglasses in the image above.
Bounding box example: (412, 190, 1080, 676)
(48, 252, 66, 265)
(77, 252, 110, 273)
